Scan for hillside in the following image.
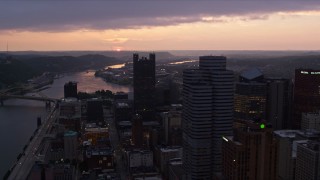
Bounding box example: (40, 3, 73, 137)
(0, 54, 124, 86)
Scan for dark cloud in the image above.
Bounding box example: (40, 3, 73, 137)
(0, 1, 319, 31)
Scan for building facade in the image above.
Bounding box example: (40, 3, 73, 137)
(295, 141, 320, 180)
(64, 131, 78, 160)
(293, 69, 320, 129)
(274, 130, 301, 180)
(222, 121, 277, 180)
(266, 78, 293, 130)
(234, 69, 267, 124)
(64, 81, 77, 99)
(182, 56, 234, 179)
(133, 53, 156, 122)
(301, 111, 320, 131)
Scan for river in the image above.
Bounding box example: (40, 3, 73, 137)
(0, 69, 132, 177)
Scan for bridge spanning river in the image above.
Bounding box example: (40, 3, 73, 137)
(0, 94, 59, 106)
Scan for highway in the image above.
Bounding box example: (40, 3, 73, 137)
(0, 94, 58, 103)
(8, 104, 58, 180)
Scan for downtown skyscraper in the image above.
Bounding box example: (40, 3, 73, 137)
(182, 56, 234, 179)
(133, 53, 156, 122)
(293, 69, 320, 129)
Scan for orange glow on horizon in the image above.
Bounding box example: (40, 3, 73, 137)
(0, 11, 320, 51)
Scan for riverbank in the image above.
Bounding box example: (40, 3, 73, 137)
(95, 62, 133, 86)
(0, 70, 132, 177)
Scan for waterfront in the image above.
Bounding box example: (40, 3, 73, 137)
(106, 63, 126, 69)
(0, 69, 132, 177)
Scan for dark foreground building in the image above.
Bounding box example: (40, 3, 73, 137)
(222, 120, 277, 180)
(64, 81, 77, 98)
(293, 69, 320, 129)
(133, 53, 156, 122)
(266, 78, 293, 129)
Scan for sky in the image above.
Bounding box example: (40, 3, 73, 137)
(1, 1, 320, 51)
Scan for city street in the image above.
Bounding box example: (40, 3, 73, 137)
(8, 105, 58, 180)
(104, 107, 128, 180)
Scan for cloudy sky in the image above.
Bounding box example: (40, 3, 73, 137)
(1, 1, 320, 51)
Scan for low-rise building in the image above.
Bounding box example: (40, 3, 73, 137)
(85, 148, 114, 170)
(59, 99, 81, 131)
(127, 150, 153, 170)
(168, 158, 183, 180)
(155, 146, 182, 178)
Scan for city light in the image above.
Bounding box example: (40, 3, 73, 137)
(222, 136, 229, 142)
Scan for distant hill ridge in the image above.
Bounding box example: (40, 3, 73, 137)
(0, 54, 124, 86)
(0, 51, 176, 60)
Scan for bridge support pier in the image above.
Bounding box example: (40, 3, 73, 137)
(0, 98, 3, 106)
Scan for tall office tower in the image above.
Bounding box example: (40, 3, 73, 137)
(182, 56, 234, 179)
(234, 68, 267, 124)
(64, 81, 77, 98)
(295, 141, 320, 180)
(133, 53, 156, 122)
(222, 120, 277, 180)
(266, 78, 293, 129)
(293, 69, 320, 129)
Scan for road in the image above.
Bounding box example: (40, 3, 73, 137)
(8, 104, 58, 180)
(105, 108, 128, 180)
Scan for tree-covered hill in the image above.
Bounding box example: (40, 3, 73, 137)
(0, 54, 125, 86)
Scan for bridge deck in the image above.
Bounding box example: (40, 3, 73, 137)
(0, 94, 58, 102)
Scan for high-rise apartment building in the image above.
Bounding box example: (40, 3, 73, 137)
(222, 120, 277, 180)
(293, 69, 320, 129)
(182, 56, 234, 179)
(133, 53, 156, 122)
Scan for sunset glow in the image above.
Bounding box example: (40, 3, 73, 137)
(0, 2, 320, 51)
